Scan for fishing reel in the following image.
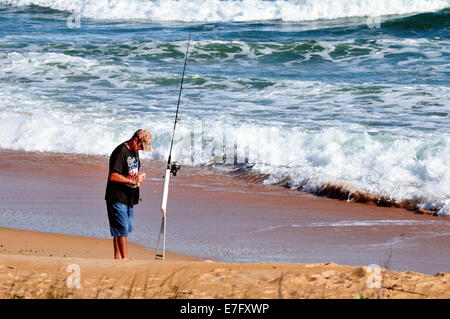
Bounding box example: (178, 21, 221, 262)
(170, 161, 181, 176)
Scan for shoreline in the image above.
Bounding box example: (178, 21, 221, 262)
(0, 226, 198, 261)
(0, 149, 449, 299)
(0, 149, 449, 276)
(0, 226, 449, 299)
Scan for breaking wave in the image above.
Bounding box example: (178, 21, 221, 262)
(1, 0, 449, 22)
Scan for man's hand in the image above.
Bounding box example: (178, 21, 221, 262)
(137, 172, 146, 186)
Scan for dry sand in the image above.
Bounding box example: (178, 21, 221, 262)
(0, 149, 449, 299)
(0, 227, 449, 299)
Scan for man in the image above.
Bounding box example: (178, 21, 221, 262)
(105, 129, 152, 259)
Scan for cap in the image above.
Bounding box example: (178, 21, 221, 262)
(136, 129, 152, 151)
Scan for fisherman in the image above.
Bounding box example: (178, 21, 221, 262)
(105, 129, 152, 259)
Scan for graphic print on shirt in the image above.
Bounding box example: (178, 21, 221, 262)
(126, 156, 139, 181)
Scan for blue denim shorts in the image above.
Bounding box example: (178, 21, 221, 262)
(106, 201, 134, 237)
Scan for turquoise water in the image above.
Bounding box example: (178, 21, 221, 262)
(0, 1, 449, 215)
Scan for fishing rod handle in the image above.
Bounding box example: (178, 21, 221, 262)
(160, 168, 171, 216)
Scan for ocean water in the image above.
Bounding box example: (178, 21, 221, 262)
(0, 0, 449, 216)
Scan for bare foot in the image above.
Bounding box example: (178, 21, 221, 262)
(121, 257, 133, 261)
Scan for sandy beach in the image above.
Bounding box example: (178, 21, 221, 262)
(0, 227, 449, 299)
(0, 149, 449, 299)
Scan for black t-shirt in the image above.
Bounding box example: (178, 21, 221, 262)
(105, 143, 140, 205)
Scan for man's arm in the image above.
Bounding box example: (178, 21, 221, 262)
(109, 171, 145, 185)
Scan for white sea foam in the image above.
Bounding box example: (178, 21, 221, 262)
(1, 46, 449, 215)
(250, 219, 445, 233)
(2, 37, 448, 80)
(308, 220, 444, 227)
(0, 17, 449, 216)
(1, 0, 449, 22)
(1, 93, 449, 216)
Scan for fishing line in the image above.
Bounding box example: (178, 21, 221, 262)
(155, 28, 192, 260)
(167, 28, 192, 175)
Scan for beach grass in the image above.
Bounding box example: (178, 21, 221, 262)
(0, 259, 448, 299)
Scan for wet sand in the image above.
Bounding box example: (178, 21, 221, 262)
(0, 148, 449, 279)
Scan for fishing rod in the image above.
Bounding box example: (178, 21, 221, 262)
(155, 29, 192, 260)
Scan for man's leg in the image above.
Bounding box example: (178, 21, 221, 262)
(113, 236, 122, 259)
(118, 205, 133, 260)
(117, 236, 128, 259)
(107, 201, 131, 259)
